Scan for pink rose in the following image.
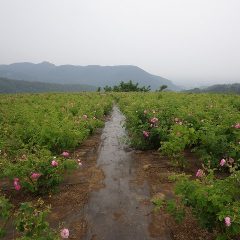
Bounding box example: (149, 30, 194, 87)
(14, 178, 19, 183)
(196, 169, 204, 178)
(220, 159, 226, 166)
(14, 184, 21, 191)
(234, 123, 240, 129)
(60, 228, 69, 238)
(143, 131, 150, 138)
(51, 160, 58, 167)
(225, 217, 231, 227)
(150, 117, 158, 124)
(13, 178, 21, 191)
(62, 151, 69, 158)
(30, 173, 41, 180)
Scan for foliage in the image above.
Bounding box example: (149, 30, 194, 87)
(0, 92, 113, 238)
(118, 92, 240, 168)
(2, 152, 77, 194)
(15, 199, 59, 240)
(0, 93, 112, 157)
(104, 80, 151, 92)
(166, 199, 185, 223)
(0, 195, 59, 239)
(117, 92, 240, 238)
(156, 85, 168, 92)
(170, 168, 240, 239)
(0, 93, 113, 193)
(0, 195, 13, 237)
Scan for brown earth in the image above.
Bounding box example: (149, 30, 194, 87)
(46, 129, 105, 239)
(133, 149, 216, 240)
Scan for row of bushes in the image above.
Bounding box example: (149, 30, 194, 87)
(0, 92, 113, 239)
(118, 92, 240, 239)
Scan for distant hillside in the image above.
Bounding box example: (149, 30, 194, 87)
(0, 62, 179, 91)
(185, 83, 240, 94)
(0, 77, 96, 93)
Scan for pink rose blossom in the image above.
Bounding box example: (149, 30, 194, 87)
(143, 131, 150, 138)
(51, 160, 58, 167)
(14, 178, 19, 183)
(220, 158, 226, 166)
(196, 169, 204, 178)
(14, 184, 21, 191)
(150, 117, 158, 124)
(30, 173, 41, 180)
(225, 217, 231, 227)
(234, 123, 240, 129)
(60, 228, 69, 238)
(62, 151, 70, 158)
(13, 178, 21, 191)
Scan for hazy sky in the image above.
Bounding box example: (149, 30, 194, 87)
(0, 0, 240, 87)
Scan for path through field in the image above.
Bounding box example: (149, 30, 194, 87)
(83, 106, 163, 240)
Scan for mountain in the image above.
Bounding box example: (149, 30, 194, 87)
(184, 83, 240, 94)
(0, 77, 96, 93)
(0, 62, 179, 90)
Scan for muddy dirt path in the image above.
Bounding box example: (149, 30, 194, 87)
(83, 106, 161, 240)
(82, 106, 212, 240)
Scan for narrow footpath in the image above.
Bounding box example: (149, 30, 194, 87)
(83, 106, 168, 240)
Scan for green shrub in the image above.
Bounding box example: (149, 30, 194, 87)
(170, 169, 240, 239)
(15, 199, 59, 240)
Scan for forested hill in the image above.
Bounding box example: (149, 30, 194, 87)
(0, 62, 179, 91)
(185, 83, 240, 94)
(0, 77, 96, 93)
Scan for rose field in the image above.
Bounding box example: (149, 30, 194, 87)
(0, 92, 239, 240)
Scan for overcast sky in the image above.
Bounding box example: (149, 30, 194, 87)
(0, 0, 240, 87)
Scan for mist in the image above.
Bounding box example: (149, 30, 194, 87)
(0, 0, 240, 88)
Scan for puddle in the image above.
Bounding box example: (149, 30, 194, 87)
(84, 106, 156, 240)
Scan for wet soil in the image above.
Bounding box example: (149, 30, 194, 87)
(84, 106, 161, 240)
(133, 151, 216, 240)
(46, 129, 106, 239)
